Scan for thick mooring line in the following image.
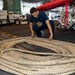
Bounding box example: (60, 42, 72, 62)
(0, 37, 75, 75)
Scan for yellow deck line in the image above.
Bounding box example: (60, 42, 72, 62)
(0, 31, 19, 38)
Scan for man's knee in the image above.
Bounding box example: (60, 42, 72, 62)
(32, 25, 39, 31)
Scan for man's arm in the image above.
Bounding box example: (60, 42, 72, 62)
(29, 22, 35, 38)
(45, 20, 53, 40)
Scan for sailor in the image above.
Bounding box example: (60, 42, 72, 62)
(29, 7, 54, 40)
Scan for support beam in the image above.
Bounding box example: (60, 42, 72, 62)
(65, 0, 68, 27)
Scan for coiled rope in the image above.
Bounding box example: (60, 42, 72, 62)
(0, 37, 75, 75)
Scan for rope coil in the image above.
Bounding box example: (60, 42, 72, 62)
(0, 37, 75, 75)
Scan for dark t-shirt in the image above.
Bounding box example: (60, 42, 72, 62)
(29, 11, 49, 26)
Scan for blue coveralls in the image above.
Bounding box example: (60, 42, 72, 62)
(29, 11, 54, 37)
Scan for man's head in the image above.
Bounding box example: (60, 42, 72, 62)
(30, 7, 39, 18)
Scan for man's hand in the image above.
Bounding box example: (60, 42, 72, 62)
(45, 20, 54, 41)
(29, 22, 35, 38)
(49, 35, 53, 41)
(31, 33, 35, 38)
